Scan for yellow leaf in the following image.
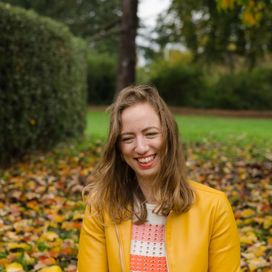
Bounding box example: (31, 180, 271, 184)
(240, 230, 257, 245)
(73, 211, 83, 221)
(263, 216, 272, 229)
(61, 221, 74, 231)
(51, 214, 65, 223)
(7, 242, 30, 251)
(253, 217, 264, 224)
(240, 208, 255, 218)
(5, 263, 24, 272)
(38, 265, 62, 272)
(241, 9, 257, 26)
(41, 231, 59, 242)
(254, 246, 266, 257)
(23, 252, 35, 265)
(247, 256, 269, 271)
(218, 0, 235, 10)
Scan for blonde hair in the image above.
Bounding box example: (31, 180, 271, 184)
(84, 85, 194, 224)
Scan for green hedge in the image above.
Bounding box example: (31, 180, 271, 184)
(148, 59, 272, 110)
(149, 60, 207, 107)
(87, 52, 117, 105)
(209, 68, 272, 110)
(0, 3, 87, 164)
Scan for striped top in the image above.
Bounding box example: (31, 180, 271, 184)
(130, 203, 168, 272)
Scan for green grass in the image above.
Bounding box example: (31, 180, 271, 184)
(86, 111, 109, 139)
(85, 110, 272, 147)
(175, 115, 272, 145)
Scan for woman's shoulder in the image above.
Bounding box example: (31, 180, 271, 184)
(189, 180, 225, 196)
(188, 180, 228, 205)
(187, 180, 235, 219)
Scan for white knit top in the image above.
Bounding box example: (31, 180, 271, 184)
(130, 203, 168, 272)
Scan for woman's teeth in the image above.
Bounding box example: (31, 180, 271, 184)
(137, 155, 155, 163)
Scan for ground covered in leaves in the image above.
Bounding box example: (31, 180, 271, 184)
(0, 141, 271, 271)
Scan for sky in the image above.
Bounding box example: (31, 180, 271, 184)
(138, 0, 171, 29)
(137, 0, 171, 64)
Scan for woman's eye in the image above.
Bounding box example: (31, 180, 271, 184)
(121, 137, 134, 143)
(146, 132, 158, 138)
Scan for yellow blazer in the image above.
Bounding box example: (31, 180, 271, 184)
(78, 181, 240, 271)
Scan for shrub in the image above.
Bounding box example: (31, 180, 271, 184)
(149, 60, 207, 107)
(0, 3, 87, 164)
(210, 68, 272, 110)
(87, 52, 117, 105)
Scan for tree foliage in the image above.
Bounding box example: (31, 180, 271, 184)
(217, 0, 266, 26)
(0, 0, 122, 53)
(153, 0, 272, 69)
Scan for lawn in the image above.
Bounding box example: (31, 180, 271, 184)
(86, 110, 272, 147)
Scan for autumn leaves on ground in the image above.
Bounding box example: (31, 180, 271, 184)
(0, 140, 271, 272)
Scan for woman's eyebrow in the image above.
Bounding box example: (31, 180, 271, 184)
(120, 132, 134, 136)
(142, 126, 160, 132)
(120, 126, 160, 136)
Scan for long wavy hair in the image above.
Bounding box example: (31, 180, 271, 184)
(84, 85, 194, 224)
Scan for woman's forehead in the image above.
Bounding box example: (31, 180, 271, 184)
(120, 102, 160, 125)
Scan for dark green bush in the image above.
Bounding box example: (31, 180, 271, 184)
(149, 60, 207, 107)
(209, 68, 272, 110)
(87, 52, 117, 105)
(0, 3, 87, 164)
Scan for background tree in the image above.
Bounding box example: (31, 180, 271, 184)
(2, 0, 139, 91)
(0, 0, 122, 54)
(116, 0, 138, 92)
(152, 0, 272, 70)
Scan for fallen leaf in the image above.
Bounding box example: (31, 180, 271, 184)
(38, 265, 62, 272)
(5, 262, 24, 272)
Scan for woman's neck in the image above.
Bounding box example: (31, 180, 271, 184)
(137, 177, 157, 204)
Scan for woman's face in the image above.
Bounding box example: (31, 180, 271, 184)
(119, 102, 163, 183)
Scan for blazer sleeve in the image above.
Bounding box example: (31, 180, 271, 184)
(208, 193, 241, 272)
(77, 206, 108, 271)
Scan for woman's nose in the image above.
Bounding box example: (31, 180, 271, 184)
(135, 137, 148, 154)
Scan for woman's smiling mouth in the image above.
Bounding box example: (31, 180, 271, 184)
(136, 155, 156, 168)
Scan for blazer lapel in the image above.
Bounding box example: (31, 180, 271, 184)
(117, 219, 132, 271)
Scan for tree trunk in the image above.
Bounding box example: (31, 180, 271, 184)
(116, 0, 138, 93)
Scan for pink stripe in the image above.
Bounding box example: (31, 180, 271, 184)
(130, 254, 167, 271)
(131, 223, 165, 243)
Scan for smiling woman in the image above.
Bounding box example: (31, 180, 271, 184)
(119, 103, 163, 201)
(77, 85, 240, 272)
